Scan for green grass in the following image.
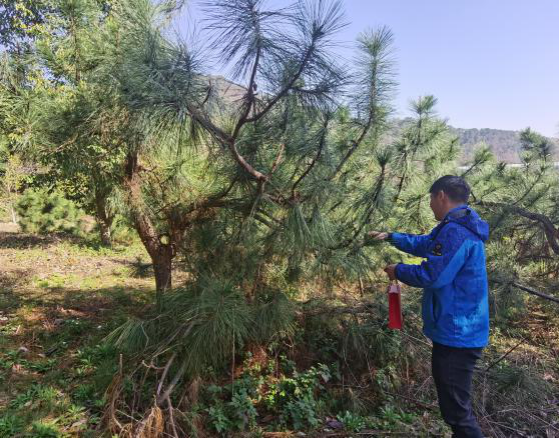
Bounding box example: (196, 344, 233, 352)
(0, 293, 147, 437)
(1, 230, 558, 437)
(0, 230, 152, 437)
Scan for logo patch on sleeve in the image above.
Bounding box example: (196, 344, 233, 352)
(431, 243, 443, 256)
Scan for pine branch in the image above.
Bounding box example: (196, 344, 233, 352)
(291, 116, 330, 197)
(334, 160, 387, 250)
(332, 123, 369, 178)
(245, 41, 316, 124)
(232, 45, 261, 139)
(231, 1, 263, 139)
(478, 201, 559, 254)
(186, 102, 268, 181)
(331, 26, 395, 179)
(461, 145, 493, 177)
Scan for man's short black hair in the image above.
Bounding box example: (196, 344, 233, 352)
(429, 175, 471, 203)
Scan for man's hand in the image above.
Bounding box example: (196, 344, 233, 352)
(367, 231, 389, 241)
(384, 264, 398, 281)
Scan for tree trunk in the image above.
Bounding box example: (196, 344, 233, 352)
(124, 152, 174, 297)
(10, 204, 17, 224)
(94, 189, 113, 246)
(153, 245, 173, 295)
(99, 223, 111, 246)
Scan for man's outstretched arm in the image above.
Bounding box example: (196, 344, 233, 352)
(368, 230, 434, 258)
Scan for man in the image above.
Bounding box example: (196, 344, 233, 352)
(370, 175, 489, 438)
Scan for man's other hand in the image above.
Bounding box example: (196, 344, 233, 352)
(368, 231, 389, 241)
(384, 264, 398, 281)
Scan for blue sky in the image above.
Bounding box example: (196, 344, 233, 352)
(177, 0, 559, 136)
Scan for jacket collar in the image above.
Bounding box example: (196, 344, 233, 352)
(442, 204, 469, 222)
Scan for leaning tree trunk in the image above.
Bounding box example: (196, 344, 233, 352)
(124, 152, 173, 302)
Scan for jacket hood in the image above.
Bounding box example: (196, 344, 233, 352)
(444, 205, 489, 242)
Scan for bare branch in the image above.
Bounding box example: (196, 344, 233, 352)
(156, 353, 176, 397)
(484, 338, 525, 372)
(511, 281, 559, 304)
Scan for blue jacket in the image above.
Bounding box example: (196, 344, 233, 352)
(389, 205, 490, 348)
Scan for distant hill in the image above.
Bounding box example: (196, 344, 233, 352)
(449, 126, 559, 163)
(391, 118, 559, 164)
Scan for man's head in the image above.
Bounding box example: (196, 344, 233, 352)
(429, 175, 471, 221)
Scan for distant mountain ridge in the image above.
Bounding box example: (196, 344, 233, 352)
(392, 117, 559, 164)
(449, 126, 559, 163)
(207, 76, 558, 164)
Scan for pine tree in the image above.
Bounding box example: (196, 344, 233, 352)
(462, 127, 559, 320)
(84, 2, 466, 431)
(16, 188, 83, 234)
(13, 0, 123, 245)
(25, 0, 399, 294)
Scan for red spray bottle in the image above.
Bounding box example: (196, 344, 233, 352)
(387, 280, 403, 329)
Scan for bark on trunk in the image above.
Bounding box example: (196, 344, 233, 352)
(10, 205, 17, 224)
(99, 223, 112, 246)
(124, 152, 174, 297)
(94, 190, 113, 246)
(153, 246, 173, 293)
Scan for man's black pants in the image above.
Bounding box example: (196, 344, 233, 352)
(432, 342, 484, 438)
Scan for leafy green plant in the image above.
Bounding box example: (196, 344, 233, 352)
(73, 384, 97, 404)
(0, 414, 24, 438)
(207, 404, 230, 434)
(265, 364, 332, 429)
(205, 379, 259, 435)
(9, 386, 37, 409)
(228, 388, 258, 431)
(27, 358, 57, 373)
(30, 421, 60, 438)
(336, 411, 367, 432)
(201, 362, 335, 434)
(377, 404, 405, 428)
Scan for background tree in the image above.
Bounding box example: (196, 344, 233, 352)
(8, 0, 125, 244)
(0, 52, 38, 223)
(0, 0, 50, 53)
(0, 151, 25, 223)
(462, 126, 559, 321)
